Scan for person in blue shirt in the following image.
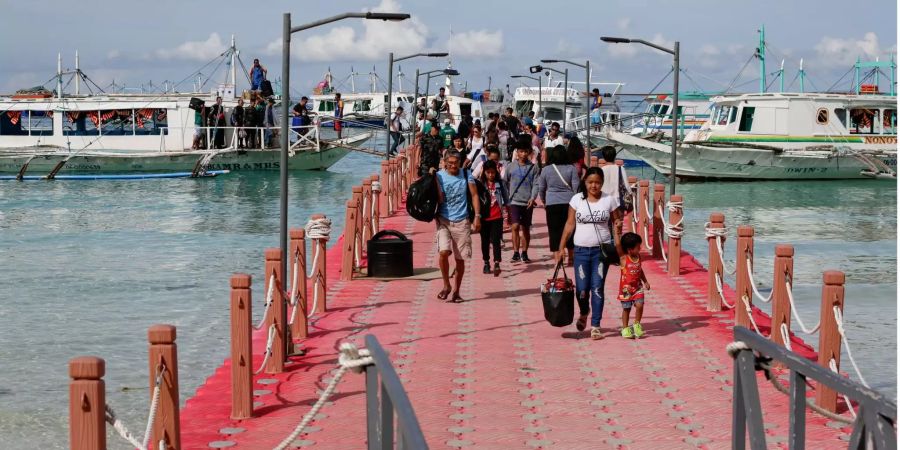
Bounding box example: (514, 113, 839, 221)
(249, 59, 267, 91)
(434, 151, 482, 302)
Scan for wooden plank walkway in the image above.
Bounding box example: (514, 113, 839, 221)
(179, 202, 854, 449)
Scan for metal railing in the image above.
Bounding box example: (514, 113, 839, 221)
(730, 326, 896, 450)
(364, 334, 428, 450)
(185, 124, 320, 152)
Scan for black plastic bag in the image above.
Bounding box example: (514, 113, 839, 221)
(406, 173, 439, 222)
(541, 261, 575, 327)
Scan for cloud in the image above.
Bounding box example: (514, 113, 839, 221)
(700, 44, 720, 57)
(616, 18, 631, 31)
(814, 32, 893, 68)
(451, 30, 503, 58)
(555, 38, 580, 57)
(106, 50, 121, 60)
(155, 33, 225, 61)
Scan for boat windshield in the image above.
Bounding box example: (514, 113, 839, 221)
(515, 100, 533, 117)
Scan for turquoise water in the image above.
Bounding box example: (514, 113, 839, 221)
(0, 151, 895, 448)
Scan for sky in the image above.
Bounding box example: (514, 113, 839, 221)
(1, 0, 897, 98)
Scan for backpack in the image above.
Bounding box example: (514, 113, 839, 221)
(465, 169, 490, 223)
(406, 173, 439, 222)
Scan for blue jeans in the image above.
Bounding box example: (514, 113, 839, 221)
(389, 131, 402, 155)
(573, 246, 610, 327)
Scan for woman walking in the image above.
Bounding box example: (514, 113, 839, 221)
(556, 166, 622, 339)
(532, 145, 580, 265)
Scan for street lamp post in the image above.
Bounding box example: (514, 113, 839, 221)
(385, 52, 448, 159)
(280, 11, 409, 356)
(541, 59, 591, 161)
(601, 36, 679, 196)
(510, 74, 541, 123)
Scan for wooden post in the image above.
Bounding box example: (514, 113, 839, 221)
(590, 156, 599, 168)
(626, 176, 638, 233)
(341, 200, 358, 281)
(734, 226, 755, 329)
(707, 212, 726, 312)
(637, 180, 650, 246)
(398, 149, 408, 193)
(361, 179, 374, 244)
(351, 186, 363, 267)
(263, 249, 286, 374)
(770, 245, 794, 348)
(69, 356, 106, 450)
(370, 176, 381, 234)
(288, 230, 308, 339)
(667, 194, 683, 276)
(816, 270, 846, 413)
(379, 161, 391, 218)
(147, 324, 181, 449)
(651, 184, 665, 260)
(391, 159, 401, 211)
(229, 274, 253, 419)
(310, 213, 328, 313)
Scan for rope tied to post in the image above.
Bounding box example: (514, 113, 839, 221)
(253, 324, 278, 375)
(704, 224, 737, 275)
(273, 342, 375, 450)
(303, 217, 332, 318)
(714, 272, 735, 309)
(741, 294, 766, 337)
(784, 279, 822, 334)
(745, 257, 774, 303)
(105, 364, 167, 450)
(253, 274, 276, 331)
(832, 306, 871, 388)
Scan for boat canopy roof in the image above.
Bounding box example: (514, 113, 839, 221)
(711, 92, 898, 106)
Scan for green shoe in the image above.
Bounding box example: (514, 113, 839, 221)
(633, 322, 644, 339)
(621, 326, 635, 339)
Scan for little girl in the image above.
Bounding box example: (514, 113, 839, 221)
(479, 160, 508, 276)
(614, 230, 651, 339)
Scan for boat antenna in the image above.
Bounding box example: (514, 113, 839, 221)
(757, 25, 766, 93)
(57, 53, 63, 98)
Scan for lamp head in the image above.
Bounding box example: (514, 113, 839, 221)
(366, 12, 410, 21)
(600, 36, 631, 43)
(529, 65, 543, 74)
(540, 59, 559, 63)
(443, 69, 460, 75)
(428, 52, 449, 57)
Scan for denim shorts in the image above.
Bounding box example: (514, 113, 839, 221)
(621, 299, 644, 309)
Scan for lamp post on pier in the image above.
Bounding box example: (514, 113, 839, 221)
(510, 74, 542, 122)
(601, 36, 680, 196)
(541, 59, 591, 159)
(529, 64, 568, 135)
(280, 11, 409, 357)
(385, 52, 448, 159)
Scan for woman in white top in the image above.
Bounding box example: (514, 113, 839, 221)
(556, 166, 622, 340)
(598, 145, 629, 200)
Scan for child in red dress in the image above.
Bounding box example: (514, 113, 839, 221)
(614, 230, 650, 339)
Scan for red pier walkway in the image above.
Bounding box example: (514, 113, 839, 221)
(178, 206, 852, 449)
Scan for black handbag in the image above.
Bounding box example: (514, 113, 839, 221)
(541, 261, 575, 327)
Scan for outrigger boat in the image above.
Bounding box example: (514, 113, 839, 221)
(0, 37, 373, 177)
(310, 69, 414, 127)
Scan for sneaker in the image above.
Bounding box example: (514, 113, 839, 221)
(633, 322, 644, 339)
(511, 252, 521, 262)
(590, 327, 604, 340)
(493, 262, 501, 277)
(521, 251, 532, 263)
(482, 262, 491, 274)
(621, 326, 635, 339)
(576, 314, 588, 332)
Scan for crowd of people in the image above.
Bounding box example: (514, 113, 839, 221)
(417, 111, 649, 340)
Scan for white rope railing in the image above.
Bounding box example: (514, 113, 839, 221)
(658, 228, 668, 263)
(745, 257, 774, 303)
(273, 343, 375, 450)
(661, 202, 685, 239)
(741, 294, 764, 336)
(714, 272, 735, 309)
(833, 306, 870, 389)
(829, 358, 859, 419)
(780, 323, 793, 351)
(371, 181, 382, 231)
(785, 280, 821, 334)
(641, 199, 654, 251)
(303, 217, 331, 319)
(704, 225, 737, 275)
(253, 324, 278, 375)
(105, 366, 166, 450)
(253, 274, 276, 331)
(288, 250, 302, 326)
(304, 217, 333, 242)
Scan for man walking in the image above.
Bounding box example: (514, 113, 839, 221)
(388, 105, 405, 156)
(435, 151, 481, 303)
(418, 124, 443, 177)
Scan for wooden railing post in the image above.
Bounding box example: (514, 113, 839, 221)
(816, 270, 846, 413)
(625, 175, 638, 233)
(263, 249, 286, 374)
(651, 184, 665, 260)
(288, 230, 308, 339)
(369, 176, 381, 234)
(398, 149, 408, 193)
(361, 179, 374, 243)
(379, 162, 391, 218)
(734, 226, 755, 329)
(341, 200, 359, 281)
(229, 274, 253, 419)
(147, 324, 181, 449)
(310, 213, 328, 313)
(707, 212, 726, 311)
(637, 180, 650, 245)
(667, 194, 683, 276)
(770, 245, 794, 348)
(69, 356, 106, 450)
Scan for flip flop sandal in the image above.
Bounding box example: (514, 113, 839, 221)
(437, 288, 451, 300)
(450, 293, 464, 303)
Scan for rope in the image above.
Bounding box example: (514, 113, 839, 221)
(303, 217, 331, 319)
(661, 202, 684, 239)
(304, 217, 333, 241)
(370, 182, 380, 231)
(780, 323, 793, 351)
(254, 324, 277, 375)
(833, 306, 870, 388)
(106, 405, 144, 450)
(741, 294, 765, 336)
(704, 225, 737, 274)
(745, 257, 773, 303)
(829, 359, 859, 419)
(785, 281, 821, 334)
(288, 250, 302, 325)
(253, 274, 275, 331)
(105, 366, 166, 450)
(659, 228, 668, 263)
(715, 272, 735, 309)
(273, 343, 375, 450)
(641, 199, 654, 251)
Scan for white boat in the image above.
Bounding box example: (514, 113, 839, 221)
(0, 40, 373, 176)
(310, 69, 414, 127)
(626, 92, 715, 138)
(604, 92, 897, 179)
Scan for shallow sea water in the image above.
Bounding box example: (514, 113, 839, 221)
(0, 151, 895, 448)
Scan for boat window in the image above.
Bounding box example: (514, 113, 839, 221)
(459, 103, 472, 118)
(715, 106, 732, 125)
(318, 101, 335, 112)
(816, 108, 828, 125)
(849, 108, 877, 134)
(544, 107, 564, 121)
(135, 109, 168, 135)
(514, 100, 533, 117)
(728, 107, 737, 123)
(738, 107, 755, 132)
(882, 109, 896, 134)
(63, 111, 99, 136)
(0, 111, 27, 135)
(352, 100, 372, 112)
(834, 108, 847, 127)
(98, 109, 134, 135)
(1, 111, 55, 136)
(651, 104, 669, 116)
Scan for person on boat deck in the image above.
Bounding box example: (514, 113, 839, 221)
(590, 88, 602, 130)
(435, 87, 450, 121)
(333, 92, 344, 139)
(292, 96, 311, 137)
(244, 98, 258, 148)
(249, 59, 267, 91)
(264, 98, 276, 148)
(208, 96, 227, 149)
(254, 98, 266, 146)
(192, 102, 207, 150)
(232, 98, 246, 149)
(389, 106, 405, 156)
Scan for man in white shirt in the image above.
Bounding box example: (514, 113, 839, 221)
(599, 145, 629, 205)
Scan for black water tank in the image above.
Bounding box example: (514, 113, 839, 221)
(367, 230, 413, 277)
